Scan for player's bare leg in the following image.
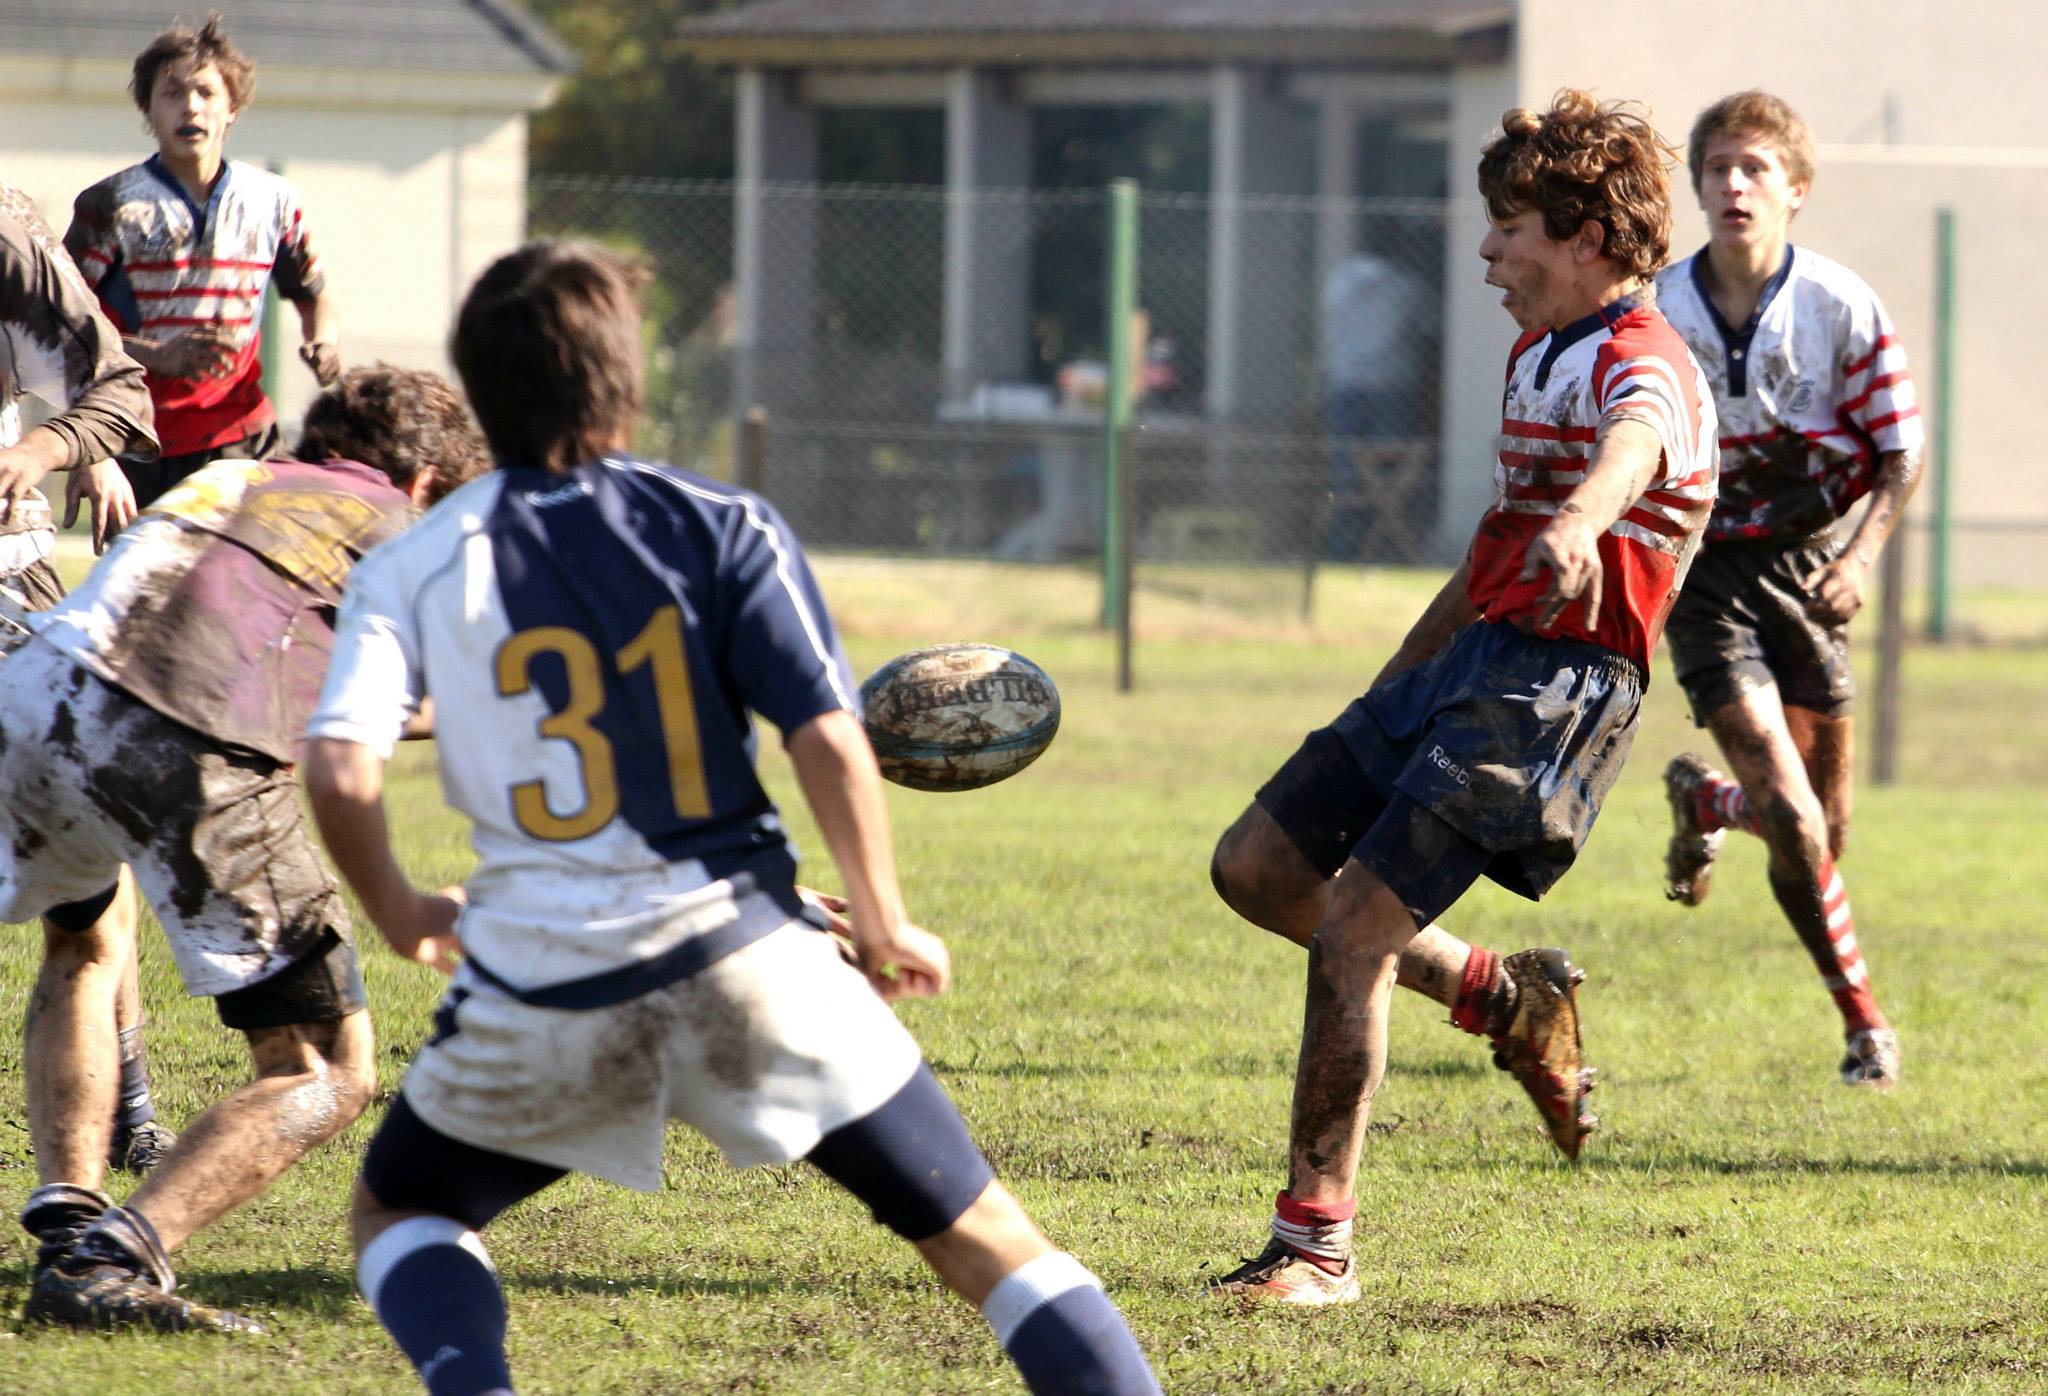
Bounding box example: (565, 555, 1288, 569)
(1693, 686, 1897, 1085)
(1212, 803, 1595, 1156)
(26, 1010, 373, 1333)
(1785, 704, 1854, 862)
(126, 1009, 374, 1250)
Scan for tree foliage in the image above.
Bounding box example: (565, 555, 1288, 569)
(524, 0, 737, 179)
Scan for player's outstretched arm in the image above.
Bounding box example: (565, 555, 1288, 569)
(784, 709, 950, 1001)
(1519, 416, 1663, 630)
(304, 736, 461, 975)
(1371, 554, 1478, 688)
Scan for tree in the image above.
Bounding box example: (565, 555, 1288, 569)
(524, 0, 736, 179)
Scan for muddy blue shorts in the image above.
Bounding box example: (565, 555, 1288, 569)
(1665, 534, 1854, 725)
(1261, 621, 1642, 917)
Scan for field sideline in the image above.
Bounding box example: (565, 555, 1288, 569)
(0, 553, 2043, 1394)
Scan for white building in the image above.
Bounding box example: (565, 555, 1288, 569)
(0, 0, 570, 428)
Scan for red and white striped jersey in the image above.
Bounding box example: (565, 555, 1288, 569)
(1467, 294, 1718, 670)
(1656, 246, 1920, 541)
(64, 157, 324, 457)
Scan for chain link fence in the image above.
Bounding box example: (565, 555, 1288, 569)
(529, 176, 1450, 591)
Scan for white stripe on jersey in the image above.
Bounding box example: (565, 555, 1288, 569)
(618, 460, 858, 715)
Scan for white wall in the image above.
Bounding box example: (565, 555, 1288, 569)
(1, 62, 543, 433)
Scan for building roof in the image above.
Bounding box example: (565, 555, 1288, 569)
(0, 0, 574, 76)
(682, 0, 1511, 67)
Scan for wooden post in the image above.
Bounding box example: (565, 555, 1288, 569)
(1872, 523, 1906, 786)
(739, 405, 769, 495)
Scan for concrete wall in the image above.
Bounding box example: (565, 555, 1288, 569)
(0, 62, 544, 433)
(1491, 0, 2048, 589)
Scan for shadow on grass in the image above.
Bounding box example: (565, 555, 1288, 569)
(1588, 1152, 2048, 1180)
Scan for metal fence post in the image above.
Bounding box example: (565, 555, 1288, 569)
(739, 405, 769, 495)
(1929, 206, 1956, 641)
(1102, 179, 1139, 691)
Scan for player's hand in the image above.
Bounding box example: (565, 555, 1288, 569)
(797, 886, 861, 968)
(383, 886, 465, 976)
(159, 326, 242, 381)
(0, 443, 52, 527)
(1806, 551, 1870, 627)
(63, 458, 137, 553)
(1519, 506, 1603, 631)
(300, 340, 342, 388)
(855, 921, 950, 1002)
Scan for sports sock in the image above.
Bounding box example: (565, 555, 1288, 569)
(981, 1252, 1162, 1395)
(358, 1216, 514, 1396)
(1694, 774, 1761, 835)
(1447, 947, 1515, 1038)
(1270, 1191, 1353, 1270)
(18, 1184, 113, 1270)
(112, 1025, 160, 1144)
(1770, 854, 1887, 1035)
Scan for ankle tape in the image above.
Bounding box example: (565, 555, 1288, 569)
(18, 1184, 114, 1240)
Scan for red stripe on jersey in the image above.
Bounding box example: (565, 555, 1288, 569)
(79, 248, 112, 266)
(1843, 335, 1898, 378)
(1722, 428, 1786, 448)
(147, 315, 256, 327)
(126, 258, 276, 273)
(1641, 487, 1706, 512)
(1502, 418, 1599, 443)
(131, 287, 262, 301)
(1622, 506, 1690, 538)
(1839, 371, 1911, 416)
(1861, 407, 1920, 433)
(1505, 480, 1579, 503)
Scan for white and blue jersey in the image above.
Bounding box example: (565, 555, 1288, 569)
(306, 456, 859, 1001)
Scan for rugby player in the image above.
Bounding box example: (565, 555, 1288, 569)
(304, 241, 1162, 1396)
(1209, 91, 1716, 1303)
(1656, 92, 1921, 1088)
(65, 14, 340, 510)
(10, 366, 488, 1332)
(0, 178, 174, 1178)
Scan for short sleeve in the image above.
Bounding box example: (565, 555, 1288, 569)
(305, 553, 423, 757)
(1839, 285, 1922, 454)
(718, 496, 859, 734)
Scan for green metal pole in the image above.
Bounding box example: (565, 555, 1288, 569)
(1928, 206, 1956, 641)
(1101, 179, 1138, 636)
(259, 159, 286, 407)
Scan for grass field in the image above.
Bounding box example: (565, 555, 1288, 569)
(1, 553, 2044, 1394)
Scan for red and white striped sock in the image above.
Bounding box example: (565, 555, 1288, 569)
(1770, 855, 1888, 1035)
(1271, 1192, 1353, 1269)
(1447, 946, 1506, 1037)
(1694, 774, 1761, 836)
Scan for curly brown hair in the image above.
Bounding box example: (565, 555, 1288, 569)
(130, 13, 255, 113)
(296, 365, 490, 508)
(1687, 90, 1815, 194)
(1477, 89, 1676, 280)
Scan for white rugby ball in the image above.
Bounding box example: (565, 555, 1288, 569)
(860, 644, 1061, 792)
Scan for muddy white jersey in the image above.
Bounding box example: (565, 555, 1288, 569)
(1657, 246, 1920, 541)
(307, 457, 858, 1001)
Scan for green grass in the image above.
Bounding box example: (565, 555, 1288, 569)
(1, 553, 2044, 1394)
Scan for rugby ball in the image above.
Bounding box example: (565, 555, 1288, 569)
(860, 644, 1061, 792)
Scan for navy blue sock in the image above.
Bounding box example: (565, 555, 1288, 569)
(358, 1216, 513, 1396)
(983, 1253, 1161, 1396)
(115, 1026, 158, 1136)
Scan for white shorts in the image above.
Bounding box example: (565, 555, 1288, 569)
(400, 922, 925, 1192)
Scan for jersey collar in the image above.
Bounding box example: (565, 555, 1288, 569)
(1688, 245, 1796, 396)
(143, 153, 234, 238)
(1534, 290, 1646, 389)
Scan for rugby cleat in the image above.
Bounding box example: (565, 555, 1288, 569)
(23, 1261, 262, 1334)
(1491, 949, 1597, 1160)
(1662, 753, 1727, 907)
(1840, 1028, 1902, 1090)
(1207, 1238, 1360, 1306)
(110, 1120, 178, 1175)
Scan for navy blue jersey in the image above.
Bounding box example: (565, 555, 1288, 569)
(308, 456, 858, 993)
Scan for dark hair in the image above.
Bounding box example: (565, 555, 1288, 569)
(450, 240, 649, 472)
(1688, 90, 1816, 194)
(1477, 88, 1676, 280)
(131, 13, 255, 114)
(296, 365, 490, 508)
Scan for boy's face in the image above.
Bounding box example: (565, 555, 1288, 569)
(1696, 131, 1806, 251)
(147, 57, 237, 167)
(1479, 208, 1587, 333)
